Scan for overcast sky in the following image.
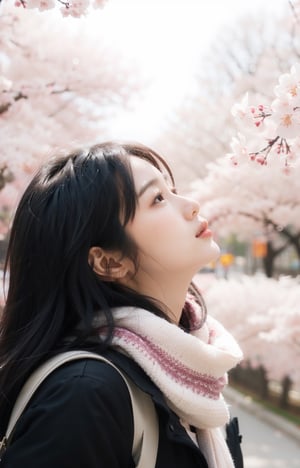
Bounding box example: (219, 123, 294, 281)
(98, 0, 289, 140)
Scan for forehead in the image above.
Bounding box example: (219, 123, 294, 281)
(130, 156, 160, 174)
(129, 156, 169, 187)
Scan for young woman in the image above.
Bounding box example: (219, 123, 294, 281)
(0, 141, 243, 467)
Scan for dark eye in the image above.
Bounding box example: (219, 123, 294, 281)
(154, 192, 164, 204)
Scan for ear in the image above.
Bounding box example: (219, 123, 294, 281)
(88, 246, 133, 282)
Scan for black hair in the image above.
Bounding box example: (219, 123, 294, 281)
(0, 141, 206, 436)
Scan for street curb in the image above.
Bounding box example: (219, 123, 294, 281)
(224, 386, 300, 445)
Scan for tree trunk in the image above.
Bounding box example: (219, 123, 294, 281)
(262, 241, 276, 277)
(279, 375, 292, 409)
(278, 228, 300, 274)
(258, 365, 269, 400)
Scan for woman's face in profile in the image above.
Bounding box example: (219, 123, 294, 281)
(124, 156, 220, 286)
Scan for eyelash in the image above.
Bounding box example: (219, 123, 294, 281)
(153, 192, 164, 204)
(153, 187, 177, 204)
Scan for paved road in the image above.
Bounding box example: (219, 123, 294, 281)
(229, 403, 300, 467)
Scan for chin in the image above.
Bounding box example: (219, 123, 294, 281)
(199, 241, 220, 268)
(211, 240, 221, 259)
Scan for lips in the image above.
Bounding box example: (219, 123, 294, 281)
(196, 220, 208, 238)
(196, 220, 213, 238)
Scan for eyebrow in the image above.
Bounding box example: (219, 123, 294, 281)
(137, 178, 159, 198)
(137, 173, 172, 198)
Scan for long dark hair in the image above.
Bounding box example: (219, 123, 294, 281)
(0, 141, 205, 435)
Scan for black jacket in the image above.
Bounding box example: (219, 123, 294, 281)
(1, 350, 211, 467)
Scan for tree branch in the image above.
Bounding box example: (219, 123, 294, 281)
(0, 91, 28, 116)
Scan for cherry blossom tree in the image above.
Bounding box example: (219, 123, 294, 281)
(190, 61, 300, 277)
(156, 1, 299, 187)
(186, 3, 300, 394)
(2, 0, 107, 17)
(0, 1, 144, 234)
(203, 274, 300, 390)
(155, 1, 300, 394)
(176, 17, 300, 276)
(190, 137, 300, 276)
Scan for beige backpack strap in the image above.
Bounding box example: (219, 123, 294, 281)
(3, 351, 159, 468)
(125, 374, 159, 468)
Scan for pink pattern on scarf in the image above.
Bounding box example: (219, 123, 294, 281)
(114, 328, 226, 400)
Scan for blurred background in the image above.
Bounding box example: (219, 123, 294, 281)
(0, 0, 300, 462)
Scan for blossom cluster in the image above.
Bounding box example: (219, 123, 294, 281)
(204, 274, 300, 385)
(14, 0, 107, 17)
(229, 63, 300, 170)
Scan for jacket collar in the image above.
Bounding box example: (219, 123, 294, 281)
(104, 349, 174, 414)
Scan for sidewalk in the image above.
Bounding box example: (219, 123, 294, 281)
(224, 386, 300, 445)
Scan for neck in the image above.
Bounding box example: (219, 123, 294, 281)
(124, 272, 192, 324)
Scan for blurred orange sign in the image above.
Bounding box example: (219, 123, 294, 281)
(220, 253, 234, 267)
(252, 239, 267, 258)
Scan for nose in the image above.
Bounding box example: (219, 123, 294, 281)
(183, 197, 200, 220)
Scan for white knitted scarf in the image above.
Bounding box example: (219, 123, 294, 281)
(97, 301, 243, 468)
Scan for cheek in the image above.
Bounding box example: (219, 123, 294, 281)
(127, 212, 171, 244)
(127, 221, 174, 267)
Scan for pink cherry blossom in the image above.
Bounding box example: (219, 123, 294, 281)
(274, 63, 300, 106)
(227, 133, 249, 162)
(26, 0, 56, 11)
(227, 63, 300, 165)
(231, 93, 270, 132)
(271, 96, 300, 139)
(60, 0, 91, 17)
(231, 93, 251, 120)
(13, 0, 108, 17)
